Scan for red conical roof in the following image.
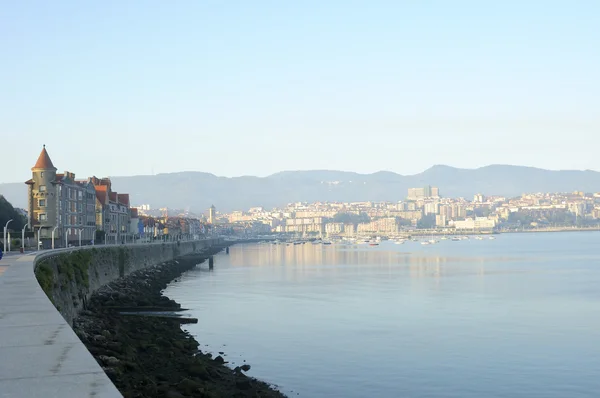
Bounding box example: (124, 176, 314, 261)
(32, 145, 57, 170)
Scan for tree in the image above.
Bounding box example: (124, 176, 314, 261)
(0, 195, 26, 231)
(417, 214, 436, 229)
(332, 212, 370, 224)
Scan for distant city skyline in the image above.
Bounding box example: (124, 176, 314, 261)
(1, 1, 598, 182)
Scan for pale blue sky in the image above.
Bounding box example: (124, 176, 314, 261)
(1, 1, 598, 183)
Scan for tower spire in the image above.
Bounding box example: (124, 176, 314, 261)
(32, 145, 57, 171)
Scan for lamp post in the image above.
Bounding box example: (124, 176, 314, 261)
(78, 228, 83, 247)
(65, 228, 69, 248)
(51, 226, 59, 249)
(3, 219, 13, 254)
(37, 226, 43, 250)
(22, 222, 29, 253)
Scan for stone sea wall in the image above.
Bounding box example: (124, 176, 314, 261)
(34, 239, 222, 325)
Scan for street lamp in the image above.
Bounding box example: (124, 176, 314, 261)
(22, 222, 29, 253)
(3, 219, 13, 254)
(37, 226, 43, 251)
(78, 228, 83, 247)
(51, 226, 59, 249)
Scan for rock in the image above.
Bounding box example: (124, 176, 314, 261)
(98, 355, 120, 367)
(93, 335, 106, 342)
(236, 379, 253, 390)
(214, 355, 225, 364)
(188, 364, 210, 380)
(218, 351, 224, 355)
(240, 364, 251, 372)
(166, 391, 185, 398)
(178, 378, 203, 394)
(101, 330, 111, 338)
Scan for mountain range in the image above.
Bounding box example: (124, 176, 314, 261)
(1, 165, 600, 213)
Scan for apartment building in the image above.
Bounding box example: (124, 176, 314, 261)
(25, 146, 96, 247)
(90, 177, 132, 243)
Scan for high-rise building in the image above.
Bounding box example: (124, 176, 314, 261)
(474, 193, 485, 203)
(209, 205, 216, 224)
(407, 186, 440, 200)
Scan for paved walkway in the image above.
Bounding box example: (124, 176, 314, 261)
(0, 252, 122, 397)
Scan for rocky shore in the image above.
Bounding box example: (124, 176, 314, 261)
(73, 249, 287, 398)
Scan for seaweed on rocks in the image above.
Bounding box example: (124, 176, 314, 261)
(73, 249, 287, 398)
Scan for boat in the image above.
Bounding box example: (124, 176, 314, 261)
(451, 237, 461, 241)
(421, 241, 431, 245)
(488, 236, 496, 240)
(369, 242, 379, 246)
(475, 236, 484, 240)
(322, 241, 332, 245)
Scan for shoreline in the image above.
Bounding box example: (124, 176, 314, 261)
(72, 249, 286, 398)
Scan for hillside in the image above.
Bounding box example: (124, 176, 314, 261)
(2, 165, 600, 213)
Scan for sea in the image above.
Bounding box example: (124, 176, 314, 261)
(164, 232, 600, 398)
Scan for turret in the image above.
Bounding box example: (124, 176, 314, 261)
(26, 145, 58, 231)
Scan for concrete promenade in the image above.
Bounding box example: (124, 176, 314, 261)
(0, 250, 122, 397)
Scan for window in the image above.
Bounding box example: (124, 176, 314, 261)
(39, 199, 46, 207)
(78, 191, 83, 200)
(39, 185, 46, 192)
(40, 172, 44, 177)
(39, 214, 47, 221)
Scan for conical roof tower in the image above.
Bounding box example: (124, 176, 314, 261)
(32, 145, 57, 171)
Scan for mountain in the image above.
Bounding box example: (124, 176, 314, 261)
(2, 165, 600, 213)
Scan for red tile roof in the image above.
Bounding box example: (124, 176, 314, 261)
(109, 192, 117, 202)
(96, 190, 107, 204)
(117, 193, 130, 206)
(32, 145, 57, 170)
(130, 208, 138, 218)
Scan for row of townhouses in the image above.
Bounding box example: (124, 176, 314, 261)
(24, 146, 209, 248)
(25, 146, 138, 247)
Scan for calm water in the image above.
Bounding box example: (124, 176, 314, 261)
(164, 232, 600, 398)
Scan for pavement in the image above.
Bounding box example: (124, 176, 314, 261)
(0, 251, 122, 397)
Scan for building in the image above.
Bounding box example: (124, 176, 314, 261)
(25, 146, 96, 247)
(407, 186, 440, 200)
(209, 205, 216, 224)
(435, 214, 447, 227)
(130, 208, 142, 239)
(90, 177, 132, 243)
(474, 193, 485, 203)
(424, 202, 440, 215)
(452, 217, 496, 230)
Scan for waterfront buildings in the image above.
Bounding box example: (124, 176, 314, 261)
(90, 177, 131, 244)
(25, 146, 97, 247)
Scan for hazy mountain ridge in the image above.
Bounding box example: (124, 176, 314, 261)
(2, 165, 600, 213)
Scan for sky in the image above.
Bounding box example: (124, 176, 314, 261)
(1, 1, 599, 183)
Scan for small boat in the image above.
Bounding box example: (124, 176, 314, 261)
(322, 241, 332, 245)
(488, 236, 496, 240)
(421, 241, 431, 245)
(475, 236, 484, 240)
(451, 237, 461, 241)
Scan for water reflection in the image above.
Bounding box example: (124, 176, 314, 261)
(227, 242, 539, 281)
(166, 232, 600, 398)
